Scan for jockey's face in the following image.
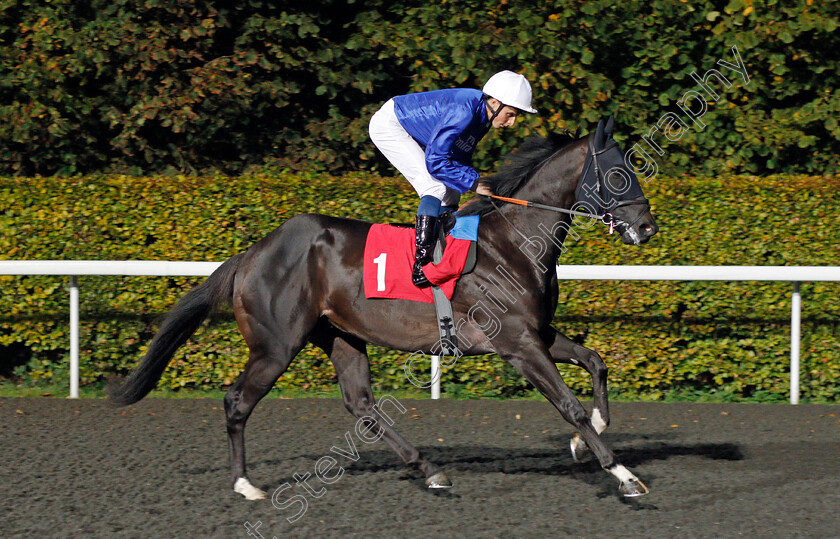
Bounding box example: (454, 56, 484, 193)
(486, 98, 519, 129)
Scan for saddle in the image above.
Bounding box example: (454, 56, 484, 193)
(433, 211, 478, 275)
(363, 213, 479, 355)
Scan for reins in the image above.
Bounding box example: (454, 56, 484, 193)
(484, 134, 650, 237)
(487, 194, 616, 223)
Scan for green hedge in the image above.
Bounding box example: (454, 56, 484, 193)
(1, 0, 839, 176)
(2, 173, 838, 401)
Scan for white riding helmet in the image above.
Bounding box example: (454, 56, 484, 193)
(482, 70, 538, 114)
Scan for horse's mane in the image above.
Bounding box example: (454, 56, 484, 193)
(458, 131, 580, 217)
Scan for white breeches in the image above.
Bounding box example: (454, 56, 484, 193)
(369, 99, 461, 207)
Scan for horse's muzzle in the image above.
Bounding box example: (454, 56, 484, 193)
(618, 220, 658, 245)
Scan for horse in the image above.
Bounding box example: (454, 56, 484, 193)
(109, 117, 658, 499)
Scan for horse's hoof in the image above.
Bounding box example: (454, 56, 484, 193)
(425, 472, 452, 489)
(619, 478, 649, 497)
(234, 477, 267, 500)
(570, 433, 587, 462)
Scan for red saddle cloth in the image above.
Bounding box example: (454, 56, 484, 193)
(363, 224, 473, 303)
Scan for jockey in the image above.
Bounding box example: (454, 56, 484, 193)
(369, 70, 537, 288)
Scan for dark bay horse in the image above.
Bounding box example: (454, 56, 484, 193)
(109, 118, 658, 499)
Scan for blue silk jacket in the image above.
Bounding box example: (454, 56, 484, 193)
(393, 88, 490, 193)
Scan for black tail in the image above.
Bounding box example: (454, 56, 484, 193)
(108, 254, 243, 406)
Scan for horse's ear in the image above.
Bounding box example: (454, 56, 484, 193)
(604, 115, 615, 138)
(594, 119, 605, 149)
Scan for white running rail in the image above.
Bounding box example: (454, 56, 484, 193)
(554, 265, 840, 405)
(0, 261, 220, 399)
(1, 261, 838, 403)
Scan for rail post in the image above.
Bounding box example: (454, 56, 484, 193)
(431, 355, 441, 399)
(69, 276, 79, 399)
(790, 281, 801, 405)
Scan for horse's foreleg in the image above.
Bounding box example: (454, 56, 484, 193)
(544, 329, 610, 460)
(504, 341, 648, 497)
(325, 333, 450, 488)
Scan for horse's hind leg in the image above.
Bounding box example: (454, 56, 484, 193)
(226, 306, 315, 500)
(545, 328, 610, 460)
(224, 353, 287, 500)
(313, 329, 450, 488)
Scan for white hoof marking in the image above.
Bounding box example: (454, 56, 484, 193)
(591, 408, 607, 435)
(570, 434, 585, 462)
(234, 477, 267, 500)
(608, 464, 637, 484)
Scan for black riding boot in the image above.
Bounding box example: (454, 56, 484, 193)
(412, 214, 437, 288)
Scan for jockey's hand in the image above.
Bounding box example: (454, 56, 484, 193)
(475, 183, 493, 197)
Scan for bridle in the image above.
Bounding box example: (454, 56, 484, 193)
(579, 137, 651, 231)
(486, 135, 651, 238)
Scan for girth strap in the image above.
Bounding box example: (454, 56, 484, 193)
(431, 239, 458, 356)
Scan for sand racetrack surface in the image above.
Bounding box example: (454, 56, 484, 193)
(2, 397, 839, 538)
